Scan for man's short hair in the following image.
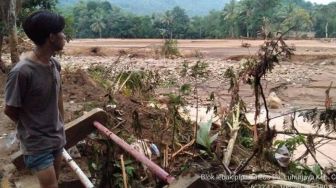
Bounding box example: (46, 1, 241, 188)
(23, 10, 65, 46)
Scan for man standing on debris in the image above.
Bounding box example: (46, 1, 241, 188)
(4, 10, 66, 188)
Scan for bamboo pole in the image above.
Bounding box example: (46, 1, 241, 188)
(62, 149, 94, 188)
(120, 155, 128, 188)
(223, 104, 241, 166)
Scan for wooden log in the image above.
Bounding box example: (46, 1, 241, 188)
(11, 108, 107, 170)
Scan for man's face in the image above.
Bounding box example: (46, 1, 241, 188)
(50, 31, 66, 51)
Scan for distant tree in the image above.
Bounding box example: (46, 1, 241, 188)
(87, 1, 99, 11)
(203, 11, 225, 38)
(170, 6, 190, 38)
(132, 16, 156, 38)
(59, 0, 335, 39)
(62, 13, 74, 41)
(19, 0, 58, 23)
(162, 10, 173, 39)
(99, 1, 112, 11)
(223, 0, 238, 38)
(22, 0, 57, 9)
(313, 3, 336, 38)
(281, 7, 313, 35)
(238, 0, 254, 37)
(90, 10, 106, 38)
(188, 16, 204, 38)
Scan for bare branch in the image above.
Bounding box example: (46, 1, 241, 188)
(276, 131, 336, 140)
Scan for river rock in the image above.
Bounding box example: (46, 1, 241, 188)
(267, 92, 282, 109)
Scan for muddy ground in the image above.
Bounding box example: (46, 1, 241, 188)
(1, 39, 336, 187)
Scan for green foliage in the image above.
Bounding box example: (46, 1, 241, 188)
(223, 0, 239, 38)
(287, 162, 323, 183)
(274, 135, 305, 153)
(63, 13, 75, 41)
(169, 6, 190, 38)
(168, 93, 185, 107)
(59, 0, 230, 16)
(23, 0, 57, 10)
(18, 0, 58, 29)
(90, 10, 106, 38)
(0, 21, 5, 35)
(190, 60, 209, 78)
(238, 125, 254, 148)
(56, 0, 336, 39)
(113, 159, 136, 188)
(161, 39, 180, 58)
(300, 108, 336, 132)
(196, 120, 218, 153)
(280, 7, 313, 32)
(180, 60, 189, 77)
(115, 70, 159, 97)
(87, 65, 111, 89)
(224, 67, 238, 92)
(180, 83, 192, 95)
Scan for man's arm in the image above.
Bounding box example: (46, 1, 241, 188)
(4, 105, 20, 122)
(58, 87, 65, 122)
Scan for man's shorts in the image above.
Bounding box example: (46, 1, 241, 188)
(23, 148, 63, 172)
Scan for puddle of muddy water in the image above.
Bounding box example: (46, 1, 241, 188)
(246, 110, 336, 168)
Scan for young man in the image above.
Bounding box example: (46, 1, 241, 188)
(4, 10, 66, 188)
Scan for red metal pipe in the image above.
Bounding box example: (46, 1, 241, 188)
(93, 121, 175, 184)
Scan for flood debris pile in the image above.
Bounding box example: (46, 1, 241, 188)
(55, 39, 336, 188)
(2, 37, 336, 187)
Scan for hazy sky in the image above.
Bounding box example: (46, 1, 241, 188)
(307, 0, 335, 4)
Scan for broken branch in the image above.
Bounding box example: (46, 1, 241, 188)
(172, 139, 195, 158)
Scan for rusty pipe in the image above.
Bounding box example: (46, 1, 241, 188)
(93, 121, 175, 184)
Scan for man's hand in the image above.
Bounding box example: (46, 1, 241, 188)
(4, 105, 20, 122)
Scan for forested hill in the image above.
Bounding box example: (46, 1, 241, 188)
(55, 0, 336, 39)
(58, 0, 229, 16)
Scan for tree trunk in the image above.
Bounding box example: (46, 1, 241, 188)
(8, 0, 19, 64)
(0, 0, 6, 68)
(230, 26, 234, 38)
(0, 33, 3, 59)
(325, 22, 328, 38)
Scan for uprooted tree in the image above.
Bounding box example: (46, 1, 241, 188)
(0, 0, 58, 71)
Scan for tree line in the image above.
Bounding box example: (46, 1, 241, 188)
(62, 0, 336, 39)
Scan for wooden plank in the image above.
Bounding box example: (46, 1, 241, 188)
(1, 177, 11, 188)
(11, 108, 108, 170)
(64, 108, 107, 149)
